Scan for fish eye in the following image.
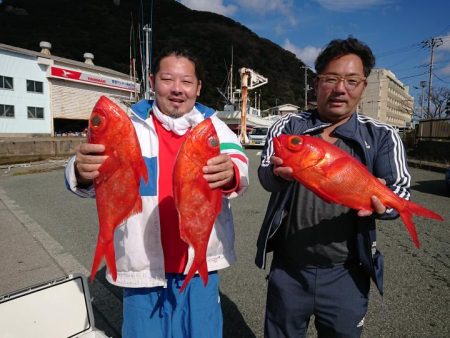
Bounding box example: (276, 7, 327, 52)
(209, 136, 219, 148)
(291, 136, 301, 145)
(91, 115, 102, 127)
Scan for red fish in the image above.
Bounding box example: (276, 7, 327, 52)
(274, 134, 443, 248)
(88, 96, 148, 282)
(173, 118, 222, 292)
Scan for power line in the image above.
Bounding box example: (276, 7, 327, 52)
(377, 43, 421, 58)
(422, 37, 444, 112)
(398, 71, 428, 80)
(432, 71, 450, 84)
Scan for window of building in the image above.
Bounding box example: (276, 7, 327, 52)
(27, 106, 44, 119)
(0, 104, 15, 118)
(0, 75, 13, 90)
(26, 80, 43, 93)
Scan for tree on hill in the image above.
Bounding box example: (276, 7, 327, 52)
(0, 0, 314, 110)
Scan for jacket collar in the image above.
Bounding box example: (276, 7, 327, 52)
(131, 99, 215, 121)
(304, 109, 359, 138)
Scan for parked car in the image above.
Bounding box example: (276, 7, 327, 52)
(247, 127, 269, 147)
(445, 167, 450, 194)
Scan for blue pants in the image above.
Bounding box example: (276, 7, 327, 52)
(265, 258, 370, 338)
(122, 272, 222, 338)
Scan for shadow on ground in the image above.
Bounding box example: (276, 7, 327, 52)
(222, 291, 257, 338)
(410, 179, 448, 197)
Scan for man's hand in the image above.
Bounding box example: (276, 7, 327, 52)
(203, 154, 235, 190)
(357, 178, 387, 217)
(74, 143, 107, 185)
(270, 156, 294, 181)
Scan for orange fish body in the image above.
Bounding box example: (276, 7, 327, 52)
(173, 118, 222, 292)
(274, 134, 443, 248)
(88, 96, 148, 282)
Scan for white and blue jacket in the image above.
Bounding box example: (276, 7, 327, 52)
(255, 110, 411, 295)
(65, 99, 249, 288)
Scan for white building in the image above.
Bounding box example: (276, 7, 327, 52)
(359, 68, 414, 128)
(0, 42, 139, 137)
(262, 103, 300, 117)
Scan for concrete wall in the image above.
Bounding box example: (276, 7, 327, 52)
(0, 137, 84, 165)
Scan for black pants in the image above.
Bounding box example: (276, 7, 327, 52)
(265, 258, 370, 338)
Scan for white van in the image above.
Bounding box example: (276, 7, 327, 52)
(247, 127, 269, 147)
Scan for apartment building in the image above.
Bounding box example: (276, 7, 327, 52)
(359, 68, 414, 128)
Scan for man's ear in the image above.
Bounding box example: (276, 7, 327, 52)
(196, 80, 202, 97)
(149, 75, 155, 91)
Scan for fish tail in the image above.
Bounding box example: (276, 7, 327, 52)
(90, 239, 117, 283)
(406, 200, 444, 221)
(179, 263, 197, 293)
(399, 211, 421, 249)
(90, 241, 104, 283)
(105, 240, 117, 281)
(179, 258, 208, 293)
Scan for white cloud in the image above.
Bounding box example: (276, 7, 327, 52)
(314, 0, 390, 12)
(283, 39, 322, 68)
(234, 0, 298, 26)
(437, 33, 450, 52)
(178, 0, 237, 16)
(441, 64, 450, 75)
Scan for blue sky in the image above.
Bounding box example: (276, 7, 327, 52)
(177, 0, 450, 104)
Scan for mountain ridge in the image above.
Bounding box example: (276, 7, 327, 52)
(0, 0, 315, 110)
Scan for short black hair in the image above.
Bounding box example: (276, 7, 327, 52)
(315, 37, 375, 77)
(152, 49, 204, 82)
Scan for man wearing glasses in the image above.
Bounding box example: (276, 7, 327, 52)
(256, 37, 411, 337)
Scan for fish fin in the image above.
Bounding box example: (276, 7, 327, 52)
(90, 238, 117, 283)
(141, 159, 149, 184)
(399, 211, 421, 249)
(97, 151, 121, 182)
(127, 195, 143, 219)
(198, 259, 209, 287)
(105, 240, 117, 281)
(179, 257, 209, 293)
(406, 200, 443, 221)
(90, 239, 104, 283)
(135, 157, 148, 185)
(179, 262, 197, 293)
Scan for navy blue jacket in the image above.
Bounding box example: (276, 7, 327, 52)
(255, 110, 411, 295)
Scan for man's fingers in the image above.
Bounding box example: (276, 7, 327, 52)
(77, 154, 108, 165)
(371, 196, 387, 214)
(270, 156, 283, 166)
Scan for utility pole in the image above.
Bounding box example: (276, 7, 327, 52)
(229, 45, 234, 104)
(143, 24, 152, 99)
(422, 37, 443, 117)
(300, 66, 309, 110)
(420, 80, 427, 118)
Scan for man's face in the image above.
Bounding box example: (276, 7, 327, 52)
(314, 53, 367, 123)
(151, 55, 202, 118)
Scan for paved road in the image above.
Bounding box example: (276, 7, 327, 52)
(0, 149, 448, 337)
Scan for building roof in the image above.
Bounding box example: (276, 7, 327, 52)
(0, 42, 130, 79)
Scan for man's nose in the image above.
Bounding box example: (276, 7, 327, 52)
(333, 79, 347, 92)
(171, 79, 182, 94)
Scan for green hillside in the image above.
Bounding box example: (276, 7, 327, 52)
(0, 0, 315, 110)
